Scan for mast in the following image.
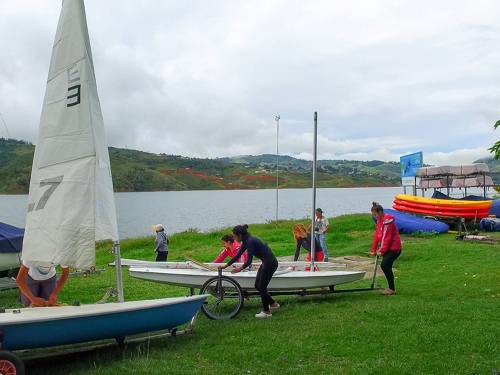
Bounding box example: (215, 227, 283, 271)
(114, 242, 124, 302)
(23, 0, 124, 301)
(310, 112, 318, 272)
(274, 114, 280, 226)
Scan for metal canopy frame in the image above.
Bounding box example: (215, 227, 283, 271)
(411, 171, 496, 199)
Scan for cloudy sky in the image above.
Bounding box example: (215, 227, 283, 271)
(1, 0, 499, 165)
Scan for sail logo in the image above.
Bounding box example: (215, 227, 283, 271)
(67, 66, 81, 107)
(27, 175, 63, 212)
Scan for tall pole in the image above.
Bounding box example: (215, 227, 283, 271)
(274, 115, 280, 226)
(483, 173, 487, 199)
(310, 112, 318, 272)
(114, 241, 125, 302)
(0, 112, 10, 138)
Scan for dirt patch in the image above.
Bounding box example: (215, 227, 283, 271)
(159, 169, 173, 176)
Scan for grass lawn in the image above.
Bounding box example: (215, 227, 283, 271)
(1, 214, 499, 374)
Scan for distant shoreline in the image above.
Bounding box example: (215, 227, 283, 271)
(0, 184, 400, 196)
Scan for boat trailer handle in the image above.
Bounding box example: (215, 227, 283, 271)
(370, 255, 379, 290)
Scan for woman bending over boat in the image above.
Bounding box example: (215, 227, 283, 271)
(219, 225, 279, 318)
(293, 224, 324, 264)
(371, 202, 402, 295)
(17, 261, 69, 307)
(213, 234, 248, 264)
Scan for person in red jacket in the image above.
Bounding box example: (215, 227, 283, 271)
(371, 202, 402, 295)
(213, 234, 248, 264)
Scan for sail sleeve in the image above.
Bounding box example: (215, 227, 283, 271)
(22, 0, 118, 269)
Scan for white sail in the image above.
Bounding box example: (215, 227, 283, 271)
(22, 0, 118, 269)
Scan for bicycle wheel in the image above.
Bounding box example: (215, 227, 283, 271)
(0, 350, 24, 375)
(200, 275, 244, 320)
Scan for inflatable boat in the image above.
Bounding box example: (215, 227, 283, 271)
(393, 194, 496, 220)
(379, 209, 449, 234)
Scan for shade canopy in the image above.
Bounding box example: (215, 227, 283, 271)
(417, 163, 490, 177)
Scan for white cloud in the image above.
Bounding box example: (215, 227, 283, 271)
(425, 147, 492, 165)
(1, 0, 499, 164)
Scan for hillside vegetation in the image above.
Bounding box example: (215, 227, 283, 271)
(0, 138, 402, 194)
(3, 137, 498, 194)
(475, 156, 500, 184)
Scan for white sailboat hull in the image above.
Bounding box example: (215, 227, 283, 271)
(112, 258, 346, 271)
(0, 253, 21, 273)
(129, 267, 365, 291)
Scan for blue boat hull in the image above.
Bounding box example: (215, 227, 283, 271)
(0, 297, 205, 351)
(377, 209, 449, 234)
(489, 199, 500, 218)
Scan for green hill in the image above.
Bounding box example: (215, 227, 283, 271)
(0, 138, 34, 194)
(475, 157, 500, 184)
(1, 138, 403, 194)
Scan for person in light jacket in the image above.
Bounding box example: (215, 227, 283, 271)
(154, 224, 169, 262)
(314, 208, 330, 261)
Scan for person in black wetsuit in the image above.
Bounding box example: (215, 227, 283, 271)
(219, 224, 279, 318)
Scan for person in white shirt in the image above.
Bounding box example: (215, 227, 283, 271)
(314, 208, 330, 261)
(16, 261, 69, 307)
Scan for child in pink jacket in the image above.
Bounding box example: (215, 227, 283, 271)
(213, 234, 248, 264)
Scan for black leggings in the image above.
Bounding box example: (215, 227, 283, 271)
(156, 252, 168, 262)
(254, 258, 278, 312)
(381, 250, 401, 290)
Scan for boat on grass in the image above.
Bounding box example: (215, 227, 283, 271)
(0, 296, 206, 351)
(0, 222, 22, 274)
(380, 209, 449, 234)
(111, 258, 347, 270)
(129, 267, 365, 291)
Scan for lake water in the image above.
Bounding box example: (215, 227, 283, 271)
(0, 187, 403, 238)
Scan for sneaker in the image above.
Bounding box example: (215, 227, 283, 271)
(382, 288, 396, 295)
(270, 303, 280, 311)
(255, 311, 272, 318)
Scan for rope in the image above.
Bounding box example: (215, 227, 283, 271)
(96, 287, 118, 304)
